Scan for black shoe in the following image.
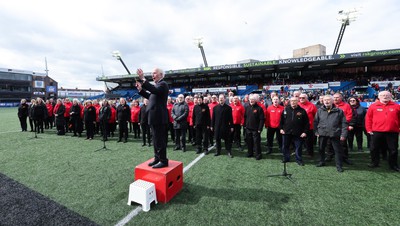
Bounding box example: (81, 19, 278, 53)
(203, 149, 209, 155)
(214, 152, 220, 156)
(343, 159, 353, 165)
(148, 160, 159, 167)
(281, 159, 289, 163)
(227, 152, 233, 158)
(337, 167, 344, 173)
(316, 162, 326, 167)
(72, 134, 77, 137)
(152, 162, 168, 168)
(142, 143, 146, 147)
(117, 140, 122, 143)
(182, 147, 186, 152)
(368, 163, 379, 168)
(266, 148, 272, 155)
(325, 156, 333, 162)
(297, 161, 305, 166)
(196, 149, 202, 154)
(256, 155, 262, 160)
(390, 166, 400, 172)
(148, 143, 151, 147)
(247, 154, 254, 158)
(123, 140, 127, 143)
(174, 146, 181, 150)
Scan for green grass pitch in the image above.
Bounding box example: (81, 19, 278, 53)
(0, 107, 399, 226)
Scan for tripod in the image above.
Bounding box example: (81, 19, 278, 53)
(95, 121, 111, 152)
(267, 161, 294, 183)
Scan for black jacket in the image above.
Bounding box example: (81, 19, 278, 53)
(70, 104, 82, 120)
(211, 103, 233, 137)
(117, 104, 131, 122)
(280, 105, 309, 136)
(244, 103, 265, 132)
(18, 103, 29, 118)
(33, 103, 48, 120)
(314, 105, 348, 138)
(139, 105, 149, 125)
(192, 103, 211, 127)
(139, 79, 169, 125)
(171, 101, 189, 129)
(84, 106, 96, 123)
(351, 105, 367, 127)
(99, 105, 111, 122)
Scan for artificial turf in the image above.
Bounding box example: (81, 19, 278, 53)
(0, 107, 399, 226)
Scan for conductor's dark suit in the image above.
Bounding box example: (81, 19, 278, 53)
(212, 103, 234, 155)
(139, 79, 169, 164)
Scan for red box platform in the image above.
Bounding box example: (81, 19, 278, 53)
(135, 159, 183, 203)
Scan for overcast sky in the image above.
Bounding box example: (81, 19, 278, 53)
(0, 0, 399, 90)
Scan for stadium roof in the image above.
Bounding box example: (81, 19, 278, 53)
(97, 48, 400, 84)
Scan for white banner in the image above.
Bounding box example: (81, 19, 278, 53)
(371, 80, 400, 87)
(328, 82, 341, 87)
(192, 87, 236, 93)
(263, 83, 328, 91)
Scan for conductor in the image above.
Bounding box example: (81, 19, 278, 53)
(136, 68, 169, 168)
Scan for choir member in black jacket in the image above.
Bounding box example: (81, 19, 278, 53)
(193, 96, 211, 154)
(18, 99, 29, 131)
(211, 94, 234, 158)
(54, 99, 66, 135)
(117, 98, 131, 143)
(244, 94, 265, 160)
(84, 100, 96, 140)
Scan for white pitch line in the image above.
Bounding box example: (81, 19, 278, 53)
(0, 130, 20, 134)
(115, 145, 215, 226)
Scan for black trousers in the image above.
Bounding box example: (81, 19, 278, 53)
(71, 117, 81, 135)
(304, 129, 315, 155)
(151, 124, 168, 164)
(327, 136, 349, 160)
(266, 127, 282, 152)
(195, 125, 209, 150)
(167, 122, 175, 143)
(118, 120, 129, 140)
(246, 129, 262, 158)
(319, 136, 343, 167)
(175, 128, 187, 148)
(19, 116, 27, 131)
(370, 132, 399, 167)
(35, 118, 44, 133)
(232, 124, 242, 147)
(131, 122, 140, 138)
(65, 117, 70, 132)
(85, 121, 95, 139)
(29, 117, 35, 131)
(215, 131, 232, 154)
(208, 127, 214, 146)
(141, 123, 151, 145)
(347, 126, 363, 151)
(100, 120, 109, 140)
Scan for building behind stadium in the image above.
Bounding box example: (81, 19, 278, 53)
(0, 68, 58, 106)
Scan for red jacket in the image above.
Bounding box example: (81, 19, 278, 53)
(46, 103, 53, 117)
(109, 106, 116, 123)
(64, 102, 72, 118)
(187, 102, 194, 126)
(94, 104, 101, 122)
(257, 102, 268, 127)
(365, 100, 400, 133)
(230, 102, 245, 125)
(167, 103, 174, 123)
(266, 104, 284, 128)
(208, 101, 218, 119)
(130, 106, 140, 123)
(299, 101, 317, 129)
(335, 101, 353, 123)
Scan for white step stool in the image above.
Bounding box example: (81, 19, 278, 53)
(127, 179, 158, 212)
